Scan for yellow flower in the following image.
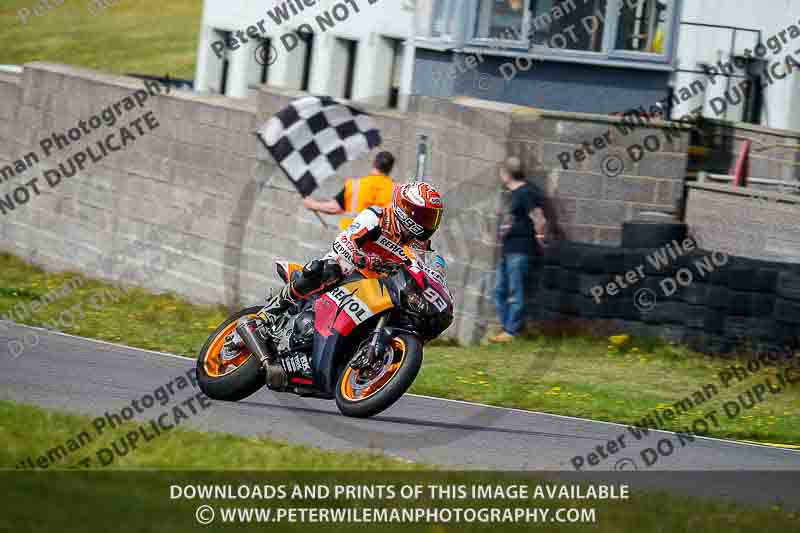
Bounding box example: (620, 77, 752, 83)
(631, 347, 640, 352)
(609, 335, 630, 346)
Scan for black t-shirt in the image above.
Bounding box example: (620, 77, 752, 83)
(498, 182, 545, 256)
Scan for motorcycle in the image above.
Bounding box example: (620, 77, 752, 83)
(195, 255, 454, 418)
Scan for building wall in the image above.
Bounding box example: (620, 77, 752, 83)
(685, 183, 800, 264)
(195, 0, 413, 104)
(0, 64, 689, 345)
(506, 107, 690, 245)
(673, 0, 800, 131)
(414, 49, 673, 115)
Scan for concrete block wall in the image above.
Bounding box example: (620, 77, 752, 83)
(507, 109, 690, 246)
(0, 63, 259, 309)
(0, 63, 692, 345)
(696, 119, 800, 184)
(685, 183, 800, 264)
(401, 97, 515, 344)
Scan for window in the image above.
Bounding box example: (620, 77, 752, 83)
(473, 0, 527, 41)
(370, 36, 405, 108)
(330, 38, 359, 99)
(387, 38, 405, 108)
(530, 0, 607, 52)
(300, 31, 315, 92)
(246, 36, 271, 97)
(281, 29, 315, 91)
(210, 29, 231, 96)
(463, 0, 675, 63)
(258, 38, 271, 84)
(431, 0, 459, 39)
(614, 0, 669, 53)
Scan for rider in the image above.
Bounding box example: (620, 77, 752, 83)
(258, 181, 444, 324)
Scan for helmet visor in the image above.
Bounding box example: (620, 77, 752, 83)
(406, 202, 442, 233)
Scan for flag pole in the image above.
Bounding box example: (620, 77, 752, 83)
(253, 132, 330, 229)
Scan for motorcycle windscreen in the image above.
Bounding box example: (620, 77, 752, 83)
(313, 278, 394, 337)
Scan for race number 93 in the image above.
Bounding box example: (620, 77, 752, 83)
(423, 287, 447, 312)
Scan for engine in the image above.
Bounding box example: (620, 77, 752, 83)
(290, 310, 315, 349)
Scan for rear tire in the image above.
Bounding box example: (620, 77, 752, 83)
(335, 333, 423, 418)
(196, 306, 266, 402)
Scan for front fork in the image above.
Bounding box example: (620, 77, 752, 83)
(351, 314, 389, 370)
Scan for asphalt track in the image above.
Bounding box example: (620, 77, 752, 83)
(2, 322, 799, 507)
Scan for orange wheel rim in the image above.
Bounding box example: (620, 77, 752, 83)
(340, 338, 406, 402)
(203, 315, 256, 377)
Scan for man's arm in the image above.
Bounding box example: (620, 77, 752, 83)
(531, 207, 546, 239)
(527, 183, 547, 244)
(303, 185, 347, 214)
(303, 197, 345, 215)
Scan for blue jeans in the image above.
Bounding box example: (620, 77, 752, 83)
(495, 253, 530, 336)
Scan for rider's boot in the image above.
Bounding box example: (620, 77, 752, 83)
(221, 285, 295, 362)
(257, 284, 297, 325)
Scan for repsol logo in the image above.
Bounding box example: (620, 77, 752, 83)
(332, 240, 355, 262)
(329, 287, 370, 323)
(375, 236, 406, 259)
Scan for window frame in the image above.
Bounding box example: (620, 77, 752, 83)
(455, 0, 680, 65)
(466, 0, 532, 51)
(606, 0, 677, 62)
(418, 0, 464, 45)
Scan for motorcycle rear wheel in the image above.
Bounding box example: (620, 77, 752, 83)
(335, 332, 423, 418)
(196, 306, 266, 401)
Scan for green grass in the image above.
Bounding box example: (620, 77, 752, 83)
(2, 400, 798, 533)
(0, 0, 201, 79)
(0, 400, 418, 470)
(1, 251, 799, 446)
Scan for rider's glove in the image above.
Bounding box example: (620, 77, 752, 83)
(354, 253, 394, 273)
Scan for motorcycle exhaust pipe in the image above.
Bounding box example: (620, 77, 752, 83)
(235, 317, 272, 364)
(235, 317, 287, 390)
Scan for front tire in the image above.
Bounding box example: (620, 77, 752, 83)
(196, 306, 266, 402)
(335, 333, 423, 418)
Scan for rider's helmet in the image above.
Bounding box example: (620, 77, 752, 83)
(391, 182, 443, 242)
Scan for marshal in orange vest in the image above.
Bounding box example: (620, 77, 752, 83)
(337, 174, 394, 229)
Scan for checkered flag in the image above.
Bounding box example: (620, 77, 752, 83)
(256, 96, 382, 197)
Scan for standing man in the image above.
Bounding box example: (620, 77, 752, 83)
(303, 151, 396, 229)
(490, 156, 547, 343)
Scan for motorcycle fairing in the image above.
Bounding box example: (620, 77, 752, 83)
(310, 330, 340, 397)
(276, 261, 304, 284)
(310, 277, 395, 396)
(313, 278, 394, 337)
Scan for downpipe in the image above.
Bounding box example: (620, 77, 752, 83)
(236, 317, 287, 390)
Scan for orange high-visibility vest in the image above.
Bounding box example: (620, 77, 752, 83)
(339, 174, 394, 230)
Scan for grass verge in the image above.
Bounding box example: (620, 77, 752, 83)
(0, 400, 418, 470)
(0, 0, 200, 79)
(1, 251, 799, 445)
(2, 400, 797, 533)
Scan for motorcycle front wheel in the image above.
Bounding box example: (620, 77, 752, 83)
(196, 306, 265, 401)
(335, 332, 423, 418)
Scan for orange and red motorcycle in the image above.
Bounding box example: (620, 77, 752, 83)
(196, 257, 453, 418)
